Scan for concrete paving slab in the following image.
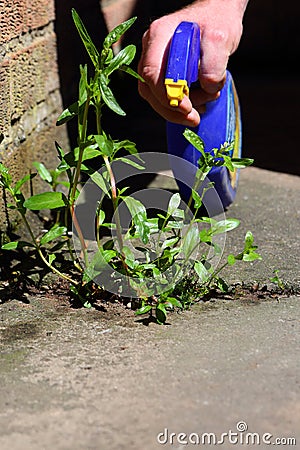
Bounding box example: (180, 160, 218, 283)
(224, 167, 300, 288)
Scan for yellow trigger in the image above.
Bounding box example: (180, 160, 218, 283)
(165, 79, 189, 107)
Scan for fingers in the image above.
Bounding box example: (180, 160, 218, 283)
(190, 88, 221, 110)
(140, 79, 201, 127)
(198, 27, 234, 94)
(138, 23, 204, 126)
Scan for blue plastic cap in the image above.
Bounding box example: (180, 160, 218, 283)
(165, 21, 200, 85)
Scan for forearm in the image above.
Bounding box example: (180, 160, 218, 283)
(186, 0, 249, 16)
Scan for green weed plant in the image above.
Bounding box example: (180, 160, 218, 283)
(0, 10, 261, 323)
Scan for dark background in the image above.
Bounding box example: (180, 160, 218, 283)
(55, 0, 300, 175)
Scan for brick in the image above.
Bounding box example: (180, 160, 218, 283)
(6, 30, 59, 122)
(0, 1, 27, 44)
(26, 0, 55, 30)
(0, 91, 69, 231)
(0, 1, 55, 44)
(0, 60, 11, 138)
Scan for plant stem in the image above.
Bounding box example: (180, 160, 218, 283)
(70, 204, 89, 268)
(68, 93, 91, 270)
(186, 166, 209, 212)
(70, 94, 91, 206)
(207, 261, 228, 287)
(20, 208, 78, 286)
(64, 205, 83, 271)
(103, 156, 124, 254)
(95, 95, 125, 261)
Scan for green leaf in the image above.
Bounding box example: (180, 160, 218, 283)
(210, 218, 240, 235)
(6, 203, 16, 210)
(104, 48, 114, 64)
(119, 65, 144, 82)
(1, 241, 34, 250)
(116, 157, 144, 170)
(0, 162, 9, 176)
(227, 254, 236, 266)
(244, 230, 254, 252)
(58, 151, 76, 170)
(33, 162, 52, 183)
(56, 102, 78, 126)
(0, 163, 12, 187)
(14, 173, 36, 194)
(82, 146, 102, 161)
(1, 241, 19, 250)
(231, 158, 254, 169)
(99, 74, 126, 115)
(243, 251, 262, 262)
(167, 192, 181, 216)
(199, 228, 212, 244)
(223, 155, 234, 172)
(123, 197, 150, 244)
(97, 249, 117, 265)
(85, 249, 117, 279)
(217, 141, 235, 155)
(24, 192, 67, 210)
(94, 134, 114, 156)
(143, 218, 159, 234)
(74, 144, 102, 161)
(48, 253, 56, 265)
(122, 245, 137, 269)
(96, 209, 105, 227)
(156, 303, 167, 324)
(103, 17, 137, 50)
(270, 270, 285, 290)
(40, 225, 67, 245)
(72, 9, 100, 67)
(49, 241, 68, 253)
(14, 192, 26, 214)
(235, 231, 262, 262)
(93, 249, 117, 272)
(191, 189, 203, 209)
(135, 304, 152, 316)
(113, 139, 139, 156)
(215, 277, 229, 293)
(165, 297, 183, 309)
(104, 45, 136, 76)
(161, 236, 180, 250)
(79, 64, 88, 106)
(194, 260, 209, 283)
(182, 226, 199, 259)
(54, 142, 71, 177)
(183, 128, 205, 156)
(90, 170, 111, 198)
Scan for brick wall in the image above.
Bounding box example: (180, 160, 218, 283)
(0, 0, 68, 232)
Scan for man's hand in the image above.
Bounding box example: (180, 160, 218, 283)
(138, 0, 248, 126)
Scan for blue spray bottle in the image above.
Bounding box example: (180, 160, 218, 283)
(165, 22, 242, 215)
